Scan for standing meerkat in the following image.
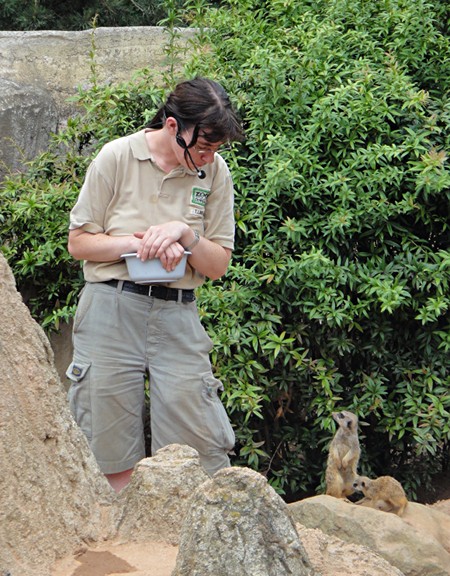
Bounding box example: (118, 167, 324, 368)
(325, 410, 360, 498)
(352, 475, 408, 516)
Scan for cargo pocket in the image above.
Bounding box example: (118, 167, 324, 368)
(201, 374, 235, 452)
(66, 360, 92, 440)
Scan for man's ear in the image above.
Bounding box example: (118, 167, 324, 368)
(165, 116, 179, 134)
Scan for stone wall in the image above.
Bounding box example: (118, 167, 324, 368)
(0, 27, 192, 176)
(0, 27, 190, 115)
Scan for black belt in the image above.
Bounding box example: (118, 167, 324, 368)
(103, 280, 195, 303)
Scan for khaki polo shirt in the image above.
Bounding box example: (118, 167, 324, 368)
(69, 129, 235, 289)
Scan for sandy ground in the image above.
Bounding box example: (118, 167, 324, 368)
(52, 541, 178, 576)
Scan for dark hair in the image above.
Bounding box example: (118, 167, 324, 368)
(148, 77, 244, 145)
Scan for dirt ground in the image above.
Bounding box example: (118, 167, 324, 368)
(51, 468, 450, 576)
(52, 541, 179, 576)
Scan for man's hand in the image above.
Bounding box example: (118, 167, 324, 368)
(134, 221, 188, 271)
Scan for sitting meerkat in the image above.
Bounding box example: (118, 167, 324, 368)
(352, 475, 408, 516)
(325, 410, 360, 498)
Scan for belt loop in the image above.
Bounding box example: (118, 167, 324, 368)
(117, 280, 124, 294)
(148, 285, 153, 297)
(177, 289, 183, 304)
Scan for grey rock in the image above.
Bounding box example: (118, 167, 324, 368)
(0, 78, 57, 177)
(296, 524, 405, 576)
(289, 495, 450, 576)
(0, 253, 115, 576)
(0, 28, 192, 117)
(116, 444, 209, 545)
(0, 27, 193, 181)
(173, 466, 316, 576)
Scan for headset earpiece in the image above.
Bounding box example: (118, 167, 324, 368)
(176, 133, 187, 148)
(175, 130, 206, 179)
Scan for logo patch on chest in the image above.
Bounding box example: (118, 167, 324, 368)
(191, 187, 210, 207)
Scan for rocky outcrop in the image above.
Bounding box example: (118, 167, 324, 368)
(295, 525, 405, 576)
(0, 78, 58, 177)
(0, 28, 192, 117)
(115, 444, 209, 545)
(173, 466, 316, 576)
(0, 253, 115, 576)
(289, 495, 450, 576)
(0, 27, 192, 178)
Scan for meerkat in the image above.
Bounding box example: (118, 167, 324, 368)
(352, 475, 408, 516)
(325, 410, 360, 498)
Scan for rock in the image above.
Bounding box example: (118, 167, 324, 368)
(289, 494, 450, 576)
(0, 253, 115, 576)
(115, 444, 209, 545)
(0, 78, 58, 178)
(173, 466, 316, 576)
(402, 501, 450, 554)
(296, 524, 405, 576)
(0, 28, 193, 182)
(0, 28, 193, 118)
(430, 498, 450, 516)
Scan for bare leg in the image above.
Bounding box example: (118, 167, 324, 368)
(105, 468, 133, 493)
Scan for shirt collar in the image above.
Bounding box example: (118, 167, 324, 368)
(130, 128, 207, 178)
(129, 129, 153, 161)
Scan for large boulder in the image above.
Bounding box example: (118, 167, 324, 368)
(0, 78, 58, 178)
(0, 28, 194, 181)
(173, 466, 316, 576)
(0, 28, 192, 118)
(115, 444, 209, 545)
(295, 524, 404, 576)
(0, 253, 115, 576)
(289, 495, 450, 576)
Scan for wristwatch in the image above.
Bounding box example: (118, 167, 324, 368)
(185, 229, 200, 251)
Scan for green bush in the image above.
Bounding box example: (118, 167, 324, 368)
(0, 0, 172, 30)
(181, 0, 450, 499)
(1, 0, 449, 500)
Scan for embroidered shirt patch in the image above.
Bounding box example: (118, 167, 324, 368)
(191, 187, 210, 207)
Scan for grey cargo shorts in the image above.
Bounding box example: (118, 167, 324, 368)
(66, 281, 235, 475)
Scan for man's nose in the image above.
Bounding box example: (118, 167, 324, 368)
(198, 150, 215, 163)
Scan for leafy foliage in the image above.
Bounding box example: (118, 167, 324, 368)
(0, 0, 226, 30)
(0, 0, 173, 30)
(181, 0, 450, 499)
(1, 0, 449, 500)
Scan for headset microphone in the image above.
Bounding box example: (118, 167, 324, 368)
(176, 133, 206, 179)
(195, 166, 207, 180)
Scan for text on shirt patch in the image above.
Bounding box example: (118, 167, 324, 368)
(191, 187, 210, 207)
